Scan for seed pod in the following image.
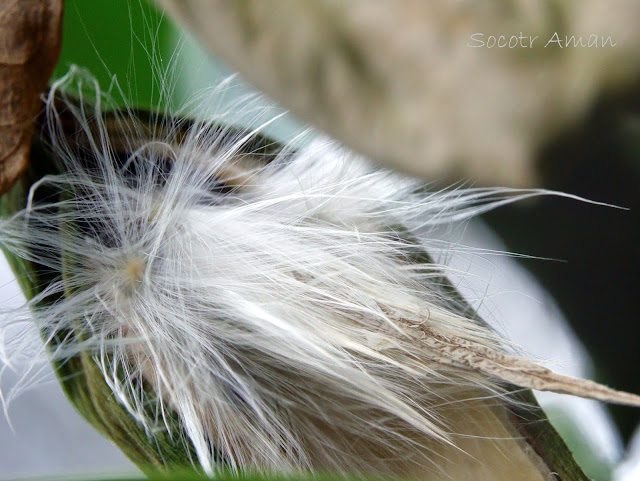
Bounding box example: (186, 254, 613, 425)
(2, 71, 637, 481)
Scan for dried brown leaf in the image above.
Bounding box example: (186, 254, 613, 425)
(0, 0, 63, 195)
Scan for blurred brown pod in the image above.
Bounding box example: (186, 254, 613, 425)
(0, 0, 63, 195)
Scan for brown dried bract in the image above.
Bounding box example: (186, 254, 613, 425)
(0, 0, 63, 195)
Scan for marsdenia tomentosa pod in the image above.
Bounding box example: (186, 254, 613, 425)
(1, 68, 638, 481)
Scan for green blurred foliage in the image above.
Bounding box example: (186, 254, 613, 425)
(51, 0, 299, 140)
(52, 0, 171, 109)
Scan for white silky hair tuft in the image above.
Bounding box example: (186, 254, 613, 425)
(1, 68, 637, 478)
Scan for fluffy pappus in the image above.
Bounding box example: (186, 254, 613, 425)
(1, 68, 639, 480)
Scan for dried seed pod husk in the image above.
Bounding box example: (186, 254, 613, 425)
(0, 0, 63, 195)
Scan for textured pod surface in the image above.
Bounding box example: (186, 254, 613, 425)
(0, 0, 63, 195)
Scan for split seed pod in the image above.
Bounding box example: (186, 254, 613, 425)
(1, 70, 639, 481)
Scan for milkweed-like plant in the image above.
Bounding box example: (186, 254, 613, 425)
(1, 2, 640, 481)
